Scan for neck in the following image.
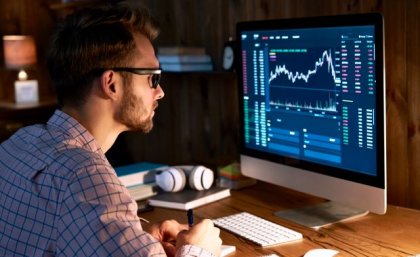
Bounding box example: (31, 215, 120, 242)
(61, 104, 126, 153)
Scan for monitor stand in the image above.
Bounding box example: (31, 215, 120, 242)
(274, 201, 369, 230)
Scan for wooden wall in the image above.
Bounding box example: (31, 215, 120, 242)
(0, 0, 419, 210)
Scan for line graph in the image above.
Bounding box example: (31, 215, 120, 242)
(268, 50, 336, 83)
(267, 48, 340, 113)
(268, 49, 338, 85)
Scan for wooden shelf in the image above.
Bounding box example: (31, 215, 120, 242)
(0, 98, 57, 111)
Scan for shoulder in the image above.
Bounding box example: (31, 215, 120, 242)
(58, 148, 131, 205)
(54, 145, 113, 181)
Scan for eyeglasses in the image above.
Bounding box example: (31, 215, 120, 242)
(111, 68, 162, 89)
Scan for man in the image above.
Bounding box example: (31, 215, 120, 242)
(0, 2, 222, 257)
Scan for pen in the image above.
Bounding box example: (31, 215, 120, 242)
(139, 217, 150, 223)
(187, 209, 194, 228)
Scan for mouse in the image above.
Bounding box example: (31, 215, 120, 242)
(303, 248, 339, 257)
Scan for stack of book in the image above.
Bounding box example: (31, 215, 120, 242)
(217, 162, 257, 190)
(116, 161, 231, 210)
(115, 162, 168, 201)
(157, 46, 213, 72)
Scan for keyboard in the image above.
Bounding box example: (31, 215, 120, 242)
(213, 212, 302, 247)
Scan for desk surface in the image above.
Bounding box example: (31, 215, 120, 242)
(141, 181, 420, 257)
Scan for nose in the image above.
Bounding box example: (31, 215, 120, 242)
(156, 84, 164, 99)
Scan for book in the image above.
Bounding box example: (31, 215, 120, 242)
(158, 46, 206, 55)
(115, 162, 167, 188)
(218, 176, 257, 190)
(126, 183, 158, 201)
(148, 187, 230, 210)
(160, 62, 213, 72)
(218, 162, 242, 179)
(157, 54, 212, 63)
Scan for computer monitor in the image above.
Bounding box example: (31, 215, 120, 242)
(236, 13, 386, 229)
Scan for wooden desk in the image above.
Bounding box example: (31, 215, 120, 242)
(141, 181, 420, 257)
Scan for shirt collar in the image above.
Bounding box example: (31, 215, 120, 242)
(47, 109, 102, 154)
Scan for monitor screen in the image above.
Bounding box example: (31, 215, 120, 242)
(237, 13, 386, 227)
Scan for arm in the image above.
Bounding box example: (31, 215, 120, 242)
(56, 161, 166, 256)
(56, 160, 220, 257)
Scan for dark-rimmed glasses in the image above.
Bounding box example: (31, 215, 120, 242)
(111, 68, 162, 89)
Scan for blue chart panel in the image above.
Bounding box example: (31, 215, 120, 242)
(268, 48, 339, 112)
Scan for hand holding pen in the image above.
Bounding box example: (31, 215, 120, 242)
(146, 209, 222, 257)
(177, 209, 222, 257)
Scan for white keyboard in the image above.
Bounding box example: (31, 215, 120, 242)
(213, 212, 302, 247)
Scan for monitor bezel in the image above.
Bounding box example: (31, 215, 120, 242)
(236, 13, 386, 190)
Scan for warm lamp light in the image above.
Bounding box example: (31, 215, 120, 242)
(3, 35, 37, 69)
(3, 35, 39, 103)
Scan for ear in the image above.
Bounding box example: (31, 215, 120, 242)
(99, 70, 120, 100)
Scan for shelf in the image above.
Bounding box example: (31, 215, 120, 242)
(0, 98, 57, 111)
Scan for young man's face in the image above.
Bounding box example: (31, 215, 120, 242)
(115, 34, 164, 133)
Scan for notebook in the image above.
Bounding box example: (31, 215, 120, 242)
(221, 245, 236, 256)
(148, 187, 230, 210)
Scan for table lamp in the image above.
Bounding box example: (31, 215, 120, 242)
(3, 35, 39, 103)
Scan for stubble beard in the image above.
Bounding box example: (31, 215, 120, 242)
(116, 87, 155, 133)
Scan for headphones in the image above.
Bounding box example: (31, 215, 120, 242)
(155, 165, 214, 192)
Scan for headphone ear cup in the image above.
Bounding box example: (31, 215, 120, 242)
(155, 167, 186, 192)
(188, 165, 214, 190)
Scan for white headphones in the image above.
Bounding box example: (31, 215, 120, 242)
(155, 165, 214, 192)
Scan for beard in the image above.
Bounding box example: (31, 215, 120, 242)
(115, 86, 156, 133)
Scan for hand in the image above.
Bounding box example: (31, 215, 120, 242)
(176, 219, 222, 257)
(145, 219, 189, 257)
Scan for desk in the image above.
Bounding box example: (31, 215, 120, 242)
(141, 181, 420, 257)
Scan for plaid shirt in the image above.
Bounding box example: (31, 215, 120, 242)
(0, 110, 214, 257)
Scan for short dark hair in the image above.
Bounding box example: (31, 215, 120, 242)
(47, 2, 159, 108)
